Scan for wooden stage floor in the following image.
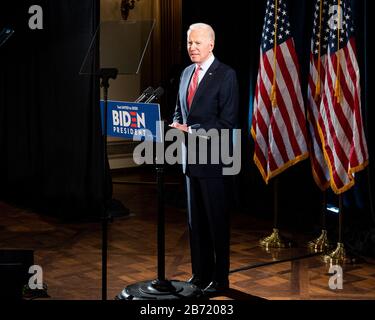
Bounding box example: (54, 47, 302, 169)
(1, 168, 375, 300)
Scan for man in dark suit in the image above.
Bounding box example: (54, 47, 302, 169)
(171, 23, 239, 295)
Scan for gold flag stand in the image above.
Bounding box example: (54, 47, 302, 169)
(308, 229, 330, 253)
(324, 242, 347, 265)
(323, 195, 354, 265)
(260, 228, 292, 249)
(307, 192, 331, 253)
(259, 178, 293, 249)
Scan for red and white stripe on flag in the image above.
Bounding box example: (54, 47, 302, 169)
(315, 0, 368, 194)
(307, 54, 331, 190)
(307, 0, 331, 190)
(251, 0, 309, 183)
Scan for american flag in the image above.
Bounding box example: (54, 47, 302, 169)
(312, 0, 368, 194)
(251, 0, 309, 183)
(307, 0, 331, 190)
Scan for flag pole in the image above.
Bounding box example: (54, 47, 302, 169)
(259, 177, 292, 249)
(308, 191, 330, 252)
(314, 0, 324, 101)
(270, 0, 279, 108)
(324, 194, 346, 265)
(259, 0, 292, 250)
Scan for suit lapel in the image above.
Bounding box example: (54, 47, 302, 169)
(188, 59, 220, 114)
(180, 65, 195, 115)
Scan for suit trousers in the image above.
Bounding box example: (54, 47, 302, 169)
(185, 174, 231, 283)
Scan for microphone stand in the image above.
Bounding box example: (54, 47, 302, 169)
(116, 89, 202, 300)
(135, 86, 154, 103)
(144, 87, 165, 104)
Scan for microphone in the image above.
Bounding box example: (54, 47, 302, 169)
(144, 87, 164, 103)
(0, 28, 14, 48)
(134, 86, 154, 103)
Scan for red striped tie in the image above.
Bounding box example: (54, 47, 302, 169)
(187, 65, 201, 109)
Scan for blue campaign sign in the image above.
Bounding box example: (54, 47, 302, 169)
(100, 100, 162, 142)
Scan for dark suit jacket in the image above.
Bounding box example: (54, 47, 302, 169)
(173, 58, 239, 177)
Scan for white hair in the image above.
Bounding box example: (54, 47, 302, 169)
(188, 23, 215, 42)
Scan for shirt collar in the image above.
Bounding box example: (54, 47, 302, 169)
(197, 54, 215, 72)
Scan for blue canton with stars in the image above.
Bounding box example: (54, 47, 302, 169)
(261, 0, 292, 53)
(311, 0, 355, 57)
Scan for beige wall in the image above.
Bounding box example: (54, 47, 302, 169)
(100, 0, 159, 102)
(100, 0, 159, 149)
(99, 0, 182, 168)
(101, 0, 155, 21)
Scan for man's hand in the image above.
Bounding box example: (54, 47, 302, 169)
(169, 122, 188, 132)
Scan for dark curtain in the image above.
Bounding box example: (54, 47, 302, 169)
(181, 0, 374, 238)
(0, 0, 106, 220)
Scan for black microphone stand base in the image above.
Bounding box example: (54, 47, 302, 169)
(116, 279, 203, 300)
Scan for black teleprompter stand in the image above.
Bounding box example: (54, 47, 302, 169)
(80, 20, 158, 300)
(100, 67, 118, 301)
